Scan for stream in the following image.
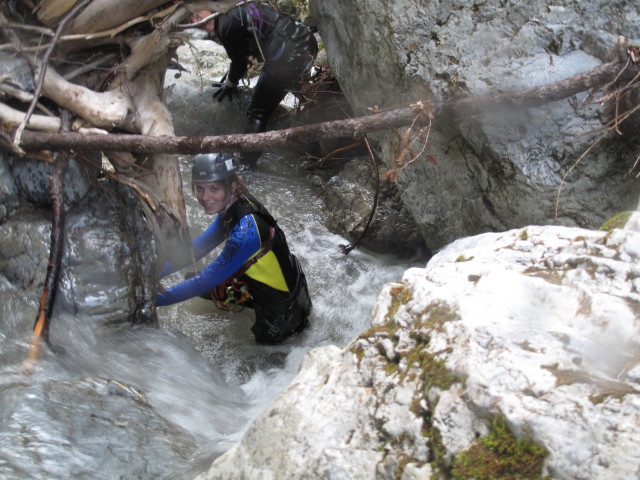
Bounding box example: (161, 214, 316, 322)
(0, 151, 423, 479)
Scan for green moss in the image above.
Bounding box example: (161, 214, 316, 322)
(421, 301, 461, 330)
(351, 343, 365, 367)
(428, 425, 448, 473)
(387, 284, 412, 321)
(519, 229, 529, 241)
(599, 211, 632, 232)
(405, 346, 458, 390)
(456, 255, 474, 262)
(451, 417, 548, 480)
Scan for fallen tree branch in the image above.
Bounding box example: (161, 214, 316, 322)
(9, 59, 636, 155)
(15, 101, 433, 153)
(23, 110, 72, 374)
(12, 0, 93, 150)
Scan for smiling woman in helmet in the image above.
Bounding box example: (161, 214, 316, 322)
(156, 153, 312, 344)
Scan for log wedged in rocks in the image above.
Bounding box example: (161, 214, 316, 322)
(9, 59, 635, 156)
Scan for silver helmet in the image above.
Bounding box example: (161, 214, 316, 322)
(191, 153, 238, 183)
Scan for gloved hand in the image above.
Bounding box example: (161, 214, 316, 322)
(212, 73, 238, 102)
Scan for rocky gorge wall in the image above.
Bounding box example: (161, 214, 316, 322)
(309, 0, 640, 253)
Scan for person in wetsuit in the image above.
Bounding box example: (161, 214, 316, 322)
(191, 3, 318, 167)
(156, 153, 312, 344)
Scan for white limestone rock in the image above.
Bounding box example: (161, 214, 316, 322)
(198, 212, 639, 480)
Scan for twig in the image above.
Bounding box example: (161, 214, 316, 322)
(11, 0, 93, 151)
(340, 136, 380, 255)
(22, 110, 72, 375)
(308, 140, 363, 166)
(555, 101, 640, 218)
(62, 53, 118, 81)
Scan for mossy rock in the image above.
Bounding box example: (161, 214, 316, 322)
(451, 417, 548, 480)
(599, 211, 632, 232)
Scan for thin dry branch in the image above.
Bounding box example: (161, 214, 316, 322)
(12, 0, 93, 150)
(340, 136, 380, 255)
(23, 109, 72, 375)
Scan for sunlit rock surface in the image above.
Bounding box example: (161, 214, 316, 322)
(309, 0, 640, 252)
(198, 210, 640, 479)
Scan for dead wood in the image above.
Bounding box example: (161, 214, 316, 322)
(12, 59, 638, 156)
(24, 110, 72, 373)
(1, 1, 195, 266)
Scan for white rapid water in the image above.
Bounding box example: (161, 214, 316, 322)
(0, 151, 425, 479)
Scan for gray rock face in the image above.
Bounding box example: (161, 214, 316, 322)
(322, 157, 428, 256)
(0, 377, 196, 480)
(198, 211, 640, 480)
(0, 155, 156, 326)
(309, 0, 640, 252)
(0, 52, 34, 92)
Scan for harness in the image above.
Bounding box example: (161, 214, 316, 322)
(211, 224, 275, 311)
(212, 194, 279, 312)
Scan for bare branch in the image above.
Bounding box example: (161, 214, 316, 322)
(9, 59, 636, 156)
(12, 0, 93, 150)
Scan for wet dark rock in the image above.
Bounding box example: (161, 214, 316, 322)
(0, 153, 156, 327)
(0, 52, 34, 92)
(10, 154, 95, 208)
(0, 377, 196, 480)
(0, 152, 20, 222)
(322, 157, 428, 258)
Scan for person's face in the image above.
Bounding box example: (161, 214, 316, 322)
(194, 180, 232, 215)
(191, 9, 215, 33)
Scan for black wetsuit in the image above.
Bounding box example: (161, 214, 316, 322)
(211, 2, 318, 133)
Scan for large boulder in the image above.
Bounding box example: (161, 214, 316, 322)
(321, 157, 428, 256)
(196, 209, 640, 479)
(0, 151, 156, 327)
(309, 0, 640, 252)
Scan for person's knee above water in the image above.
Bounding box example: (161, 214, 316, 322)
(155, 152, 312, 344)
(190, 3, 318, 167)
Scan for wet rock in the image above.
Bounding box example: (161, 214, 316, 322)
(322, 157, 428, 257)
(0, 52, 34, 92)
(0, 377, 196, 480)
(309, 0, 640, 252)
(0, 151, 21, 222)
(198, 211, 640, 480)
(0, 159, 156, 327)
(10, 155, 95, 208)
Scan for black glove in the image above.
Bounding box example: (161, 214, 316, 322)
(212, 73, 238, 102)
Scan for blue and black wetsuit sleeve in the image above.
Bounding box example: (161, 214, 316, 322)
(157, 215, 227, 279)
(156, 214, 261, 306)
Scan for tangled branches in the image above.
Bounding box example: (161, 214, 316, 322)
(386, 111, 436, 183)
(556, 38, 640, 216)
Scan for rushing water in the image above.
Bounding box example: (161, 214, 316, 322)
(0, 151, 424, 479)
